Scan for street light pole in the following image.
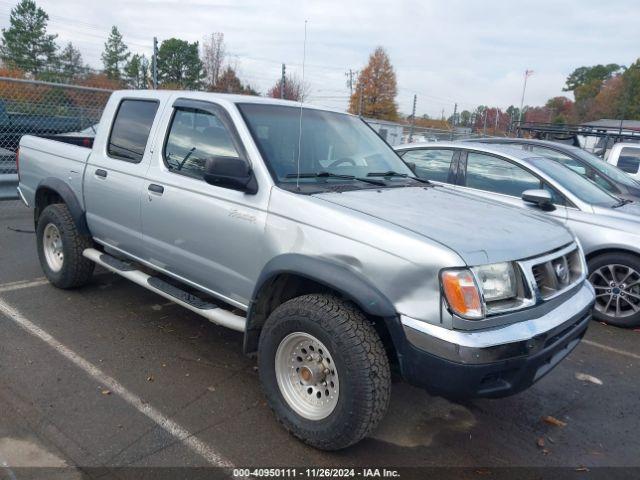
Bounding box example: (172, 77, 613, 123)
(519, 69, 533, 123)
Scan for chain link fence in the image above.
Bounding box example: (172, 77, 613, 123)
(0, 76, 113, 207)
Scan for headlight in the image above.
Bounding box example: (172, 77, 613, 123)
(441, 262, 518, 320)
(472, 262, 517, 302)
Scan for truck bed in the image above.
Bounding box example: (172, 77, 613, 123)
(18, 135, 92, 208)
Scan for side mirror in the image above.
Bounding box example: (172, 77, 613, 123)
(203, 156, 258, 194)
(405, 161, 417, 173)
(521, 189, 554, 211)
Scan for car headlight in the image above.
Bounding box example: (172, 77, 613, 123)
(472, 262, 517, 302)
(441, 262, 518, 319)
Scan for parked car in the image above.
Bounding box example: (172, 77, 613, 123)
(606, 143, 640, 183)
(463, 137, 640, 201)
(17, 91, 594, 450)
(0, 99, 87, 152)
(396, 141, 640, 327)
(0, 146, 17, 200)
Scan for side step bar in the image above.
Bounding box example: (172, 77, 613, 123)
(83, 248, 246, 332)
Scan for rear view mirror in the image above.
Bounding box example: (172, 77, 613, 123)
(521, 189, 554, 211)
(405, 161, 417, 173)
(203, 156, 258, 194)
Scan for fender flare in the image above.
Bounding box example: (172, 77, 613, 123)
(35, 177, 90, 236)
(243, 254, 397, 354)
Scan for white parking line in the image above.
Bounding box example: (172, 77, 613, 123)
(0, 278, 49, 293)
(0, 297, 235, 469)
(582, 339, 640, 361)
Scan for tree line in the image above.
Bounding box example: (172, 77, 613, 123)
(0, 0, 308, 97)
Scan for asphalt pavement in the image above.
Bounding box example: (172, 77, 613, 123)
(0, 201, 638, 479)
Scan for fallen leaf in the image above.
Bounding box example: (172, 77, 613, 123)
(575, 372, 603, 385)
(207, 386, 216, 392)
(542, 415, 567, 427)
(147, 375, 154, 382)
(542, 448, 550, 455)
(101, 389, 111, 396)
(536, 437, 545, 448)
(575, 467, 590, 472)
(185, 373, 190, 377)
(475, 469, 491, 476)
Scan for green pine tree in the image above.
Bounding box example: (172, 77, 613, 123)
(125, 53, 150, 89)
(59, 42, 84, 80)
(157, 38, 204, 89)
(101, 26, 130, 80)
(0, 0, 58, 75)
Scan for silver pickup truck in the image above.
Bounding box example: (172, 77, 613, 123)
(17, 90, 594, 450)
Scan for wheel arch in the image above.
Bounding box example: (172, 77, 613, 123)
(34, 178, 90, 236)
(243, 254, 400, 358)
(585, 247, 640, 264)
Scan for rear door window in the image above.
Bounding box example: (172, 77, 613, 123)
(107, 99, 159, 163)
(618, 147, 640, 174)
(464, 152, 541, 197)
(399, 149, 456, 183)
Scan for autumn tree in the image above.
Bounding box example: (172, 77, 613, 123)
(0, 0, 58, 76)
(564, 64, 623, 120)
(348, 47, 398, 121)
(101, 26, 130, 80)
(157, 38, 204, 89)
(545, 96, 574, 123)
(619, 59, 640, 120)
(267, 73, 308, 101)
(202, 32, 226, 89)
(210, 66, 257, 95)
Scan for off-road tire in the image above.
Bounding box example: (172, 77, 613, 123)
(258, 293, 391, 450)
(588, 252, 640, 328)
(36, 203, 94, 289)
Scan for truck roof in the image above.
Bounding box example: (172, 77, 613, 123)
(110, 89, 348, 115)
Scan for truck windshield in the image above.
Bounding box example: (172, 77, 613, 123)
(237, 103, 414, 186)
(530, 157, 620, 206)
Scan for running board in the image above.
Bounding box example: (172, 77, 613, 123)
(83, 248, 246, 332)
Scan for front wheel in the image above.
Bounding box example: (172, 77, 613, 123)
(258, 294, 391, 450)
(588, 252, 640, 327)
(36, 203, 95, 289)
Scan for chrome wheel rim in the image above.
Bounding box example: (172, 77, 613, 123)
(275, 332, 339, 421)
(43, 223, 64, 272)
(590, 264, 640, 318)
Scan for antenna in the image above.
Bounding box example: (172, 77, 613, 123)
(296, 20, 308, 191)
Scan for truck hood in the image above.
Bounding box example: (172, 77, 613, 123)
(314, 186, 573, 265)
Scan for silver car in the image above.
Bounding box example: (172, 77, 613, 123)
(396, 141, 640, 327)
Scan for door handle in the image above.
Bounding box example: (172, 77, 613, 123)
(95, 169, 107, 178)
(148, 184, 164, 195)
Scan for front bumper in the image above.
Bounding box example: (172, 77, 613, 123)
(397, 281, 595, 398)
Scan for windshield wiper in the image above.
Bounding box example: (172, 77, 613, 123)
(285, 172, 386, 186)
(613, 198, 634, 208)
(367, 171, 431, 184)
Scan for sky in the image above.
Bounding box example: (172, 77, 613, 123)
(1, 0, 639, 118)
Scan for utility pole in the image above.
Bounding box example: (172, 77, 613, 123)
(494, 108, 500, 133)
(519, 69, 533, 123)
(450, 102, 458, 140)
(280, 63, 286, 99)
(152, 37, 158, 89)
(358, 83, 364, 117)
(345, 69, 356, 96)
(408, 94, 417, 143)
(441, 108, 445, 121)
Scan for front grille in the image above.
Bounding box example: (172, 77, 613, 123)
(529, 247, 583, 299)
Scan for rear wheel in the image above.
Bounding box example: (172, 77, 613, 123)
(36, 204, 95, 289)
(588, 252, 640, 327)
(258, 294, 391, 450)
